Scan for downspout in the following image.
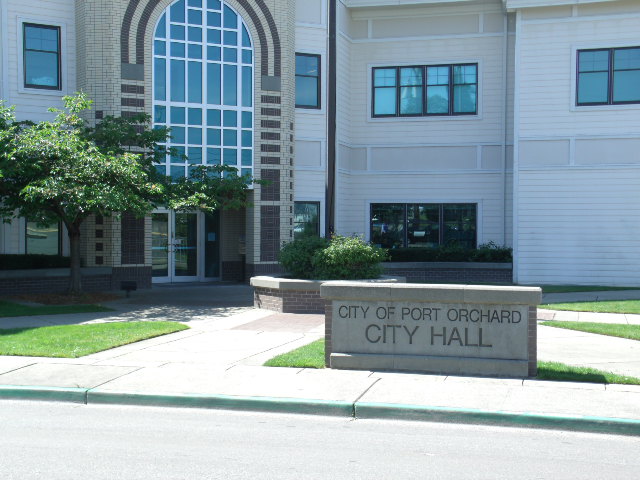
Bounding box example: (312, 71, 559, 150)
(326, 0, 337, 238)
(501, 10, 509, 246)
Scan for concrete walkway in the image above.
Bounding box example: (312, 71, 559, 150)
(1, 285, 639, 436)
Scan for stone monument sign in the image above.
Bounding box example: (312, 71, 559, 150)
(321, 282, 541, 377)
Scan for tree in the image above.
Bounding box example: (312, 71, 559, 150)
(0, 94, 254, 294)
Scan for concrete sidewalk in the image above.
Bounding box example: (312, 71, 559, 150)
(539, 308, 640, 325)
(1, 294, 640, 436)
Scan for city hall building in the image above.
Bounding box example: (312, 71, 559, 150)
(0, 0, 639, 289)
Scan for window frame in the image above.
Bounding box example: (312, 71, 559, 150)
(295, 52, 321, 109)
(152, 1, 255, 182)
(22, 22, 62, 91)
(25, 220, 62, 255)
(293, 201, 321, 239)
(371, 63, 478, 118)
(576, 46, 640, 107)
(369, 203, 478, 249)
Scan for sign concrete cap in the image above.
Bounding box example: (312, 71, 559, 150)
(321, 281, 393, 301)
(250, 276, 322, 291)
(321, 282, 541, 305)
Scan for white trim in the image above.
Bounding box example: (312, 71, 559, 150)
(519, 163, 640, 171)
(352, 32, 505, 44)
(0, 0, 9, 102)
(337, 168, 505, 175)
(296, 23, 327, 30)
(519, 133, 640, 140)
(296, 0, 328, 28)
(295, 166, 326, 172)
(16, 15, 69, 97)
(512, 9, 522, 284)
(568, 137, 576, 166)
(520, 11, 640, 26)
(339, 140, 503, 148)
(500, 13, 509, 246)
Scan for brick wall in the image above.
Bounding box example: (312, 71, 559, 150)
(254, 286, 325, 314)
(112, 266, 152, 289)
(222, 261, 244, 282)
(0, 274, 112, 295)
(0, 266, 151, 295)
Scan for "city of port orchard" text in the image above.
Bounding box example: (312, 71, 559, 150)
(336, 304, 525, 349)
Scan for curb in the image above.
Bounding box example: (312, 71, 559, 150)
(87, 390, 354, 417)
(2, 385, 639, 436)
(354, 402, 640, 436)
(0, 385, 87, 404)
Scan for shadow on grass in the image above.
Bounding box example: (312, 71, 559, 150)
(537, 363, 607, 384)
(536, 361, 640, 385)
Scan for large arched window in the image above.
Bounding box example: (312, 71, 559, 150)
(153, 0, 253, 180)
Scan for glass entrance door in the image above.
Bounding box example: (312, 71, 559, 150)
(152, 211, 218, 283)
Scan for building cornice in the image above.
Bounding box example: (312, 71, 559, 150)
(504, 0, 623, 11)
(344, 0, 485, 8)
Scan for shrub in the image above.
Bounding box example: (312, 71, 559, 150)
(470, 242, 513, 262)
(278, 236, 329, 279)
(312, 235, 388, 280)
(386, 242, 512, 263)
(0, 254, 70, 270)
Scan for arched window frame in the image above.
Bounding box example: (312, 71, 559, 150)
(152, 0, 254, 182)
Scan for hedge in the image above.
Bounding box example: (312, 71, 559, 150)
(386, 243, 512, 263)
(0, 254, 71, 270)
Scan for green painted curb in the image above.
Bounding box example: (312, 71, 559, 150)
(3, 385, 639, 436)
(354, 402, 640, 436)
(87, 390, 354, 417)
(0, 385, 87, 404)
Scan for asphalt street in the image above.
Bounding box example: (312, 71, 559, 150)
(1, 400, 639, 479)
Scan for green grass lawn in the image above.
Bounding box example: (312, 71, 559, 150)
(540, 300, 640, 314)
(540, 285, 638, 294)
(0, 300, 113, 318)
(537, 361, 640, 385)
(0, 321, 188, 358)
(264, 340, 640, 385)
(264, 339, 325, 369)
(541, 321, 640, 341)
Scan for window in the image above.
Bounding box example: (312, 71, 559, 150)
(577, 47, 640, 106)
(372, 64, 477, 117)
(294, 202, 320, 238)
(153, 0, 254, 180)
(370, 203, 477, 249)
(295, 53, 320, 109)
(26, 221, 61, 255)
(23, 23, 61, 90)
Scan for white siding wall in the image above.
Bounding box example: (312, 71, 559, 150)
(335, 0, 512, 247)
(514, 5, 640, 285)
(337, 172, 508, 245)
(0, 0, 75, 254)
(3, 0, 76, 122)
(294, 0, 327, 231)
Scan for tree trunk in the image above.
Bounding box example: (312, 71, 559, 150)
(67, 223, 82, 295)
